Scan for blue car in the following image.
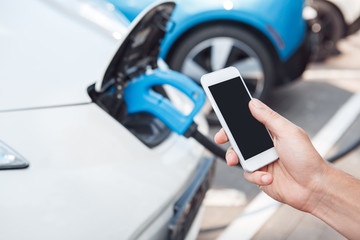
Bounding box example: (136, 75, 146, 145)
(108, 0, 311, 101)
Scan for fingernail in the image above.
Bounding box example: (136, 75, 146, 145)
(226, 151, 232, 159)
(261, 174, 270, 184)
(251, 99, 262, 109)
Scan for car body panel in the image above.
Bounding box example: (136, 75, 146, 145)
(0, 103, 205, 239)
(109, 0, 307, 61)
(0, 0, 119, 111)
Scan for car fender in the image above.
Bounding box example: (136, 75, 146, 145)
(158, 0, 306, 62)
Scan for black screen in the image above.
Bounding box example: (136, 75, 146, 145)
(209, 77, 273, 160)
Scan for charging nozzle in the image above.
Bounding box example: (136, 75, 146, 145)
(124, 69, 205, 135)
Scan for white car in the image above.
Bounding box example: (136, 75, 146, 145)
(306, 0, 360, 60)
(0, 0, 214, 239)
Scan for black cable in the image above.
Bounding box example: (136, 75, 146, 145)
(183, 123, 241, 168)
(185, 122, 360, 167)
(326, 136, 360, 163)
(192, 129, 227, 160)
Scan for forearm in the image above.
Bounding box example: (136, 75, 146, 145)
(310, 165, 360, 239)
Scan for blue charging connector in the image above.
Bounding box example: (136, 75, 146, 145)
(124, 68, 229, 161)
(124, 69, 206, 135)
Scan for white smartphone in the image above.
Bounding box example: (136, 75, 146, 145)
(201, 67, 278, 172)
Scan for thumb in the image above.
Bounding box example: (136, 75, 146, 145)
(249, 99, 292, 137)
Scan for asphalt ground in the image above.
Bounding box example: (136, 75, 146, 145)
(197, 32, 360, 240)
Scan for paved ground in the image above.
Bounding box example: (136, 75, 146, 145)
(198, 32, 360, 239)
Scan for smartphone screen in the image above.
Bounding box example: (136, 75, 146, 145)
(209, 77, 274, 160)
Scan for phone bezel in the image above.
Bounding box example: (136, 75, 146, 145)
(201, 67, 278, 172)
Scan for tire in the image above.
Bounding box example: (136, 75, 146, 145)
(308, 0, 346, 61)
(168, 24, 276, 101)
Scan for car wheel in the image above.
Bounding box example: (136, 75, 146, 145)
(308, 0, 346, 61)
(169, 25, 276, 100)
(168, 25, 276, 124)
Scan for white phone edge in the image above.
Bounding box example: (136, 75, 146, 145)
(200, 66, 278, 172)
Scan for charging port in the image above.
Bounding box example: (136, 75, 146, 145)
(88, 84, 171, 148)
(89, 2, 176, 148)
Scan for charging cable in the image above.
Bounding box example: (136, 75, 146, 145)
(183, 122, 227, 160)
(326, 136, 360, 163)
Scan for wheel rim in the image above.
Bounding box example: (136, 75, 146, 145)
(180, 37, 265, 98)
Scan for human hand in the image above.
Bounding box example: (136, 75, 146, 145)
(214, 99, 330, 213)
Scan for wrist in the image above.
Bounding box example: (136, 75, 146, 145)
(303, 161, 333, 214)
(307, 163, 344, 218)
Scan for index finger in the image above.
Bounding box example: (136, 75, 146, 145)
(214, 128, 229, 144)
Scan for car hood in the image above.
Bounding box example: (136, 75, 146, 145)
(0, 0, 121, 111)
(0, 103, 206, 239)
